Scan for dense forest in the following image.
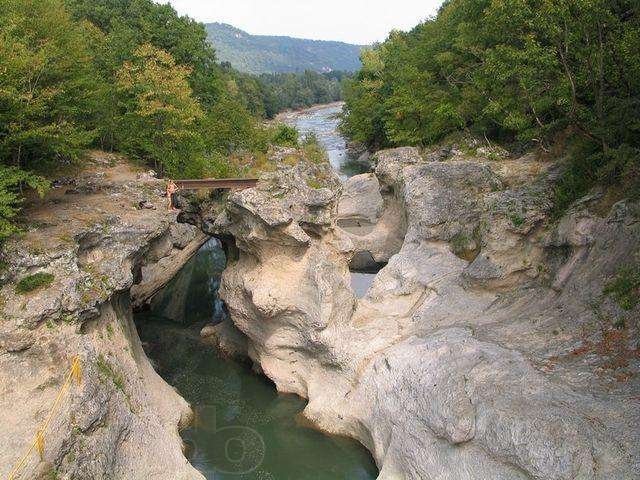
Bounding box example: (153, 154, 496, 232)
(257, 71, 347, 117)
(206, 22, 363, 74)
(0, 0, 335, 240)
(342, 0, 640, 211)
(218, 65, 347, 119)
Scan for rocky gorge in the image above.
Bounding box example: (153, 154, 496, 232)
(1, 137, 639, 479)
(204, 145, 640, 479)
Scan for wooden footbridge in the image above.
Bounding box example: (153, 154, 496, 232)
(175, 178, 259, 190)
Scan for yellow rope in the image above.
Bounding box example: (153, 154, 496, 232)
(7, 356, 82, 480)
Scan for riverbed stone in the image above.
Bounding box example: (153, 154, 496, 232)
(201, 320, 248, 360)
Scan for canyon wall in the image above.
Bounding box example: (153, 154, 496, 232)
(211, 147, 640, 479)
(0, 160, 206, 480)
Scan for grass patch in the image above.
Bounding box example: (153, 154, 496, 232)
(306, 177, 323, 189)
(603, 265, 640, 311)
(301, 133, 328, 165)
(96, 354, 126, 393)
(59, 313, 75, 325)
(509, 212, 525, 228)
(96, 354, 135, 412)
(552, 142, 640, 219)
(450, 232, 469, 254)
(27, 242, 46, 255)
(282, 154, 300, 166)
(77, 268, 111, 303)
(15, 272, 54, 294)
(46, 468, 60, 480)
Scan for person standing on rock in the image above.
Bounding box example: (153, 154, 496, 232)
(166, 180, 179, 211)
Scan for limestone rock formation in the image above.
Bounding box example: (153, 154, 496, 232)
(212, 147, 640, 479)
(0, 158, 206, 480)
(336, 170, 405, 271)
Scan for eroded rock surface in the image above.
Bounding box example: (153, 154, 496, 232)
(336, 170, 405, 271)
(0, 155, 205, 480)
(212, 147, 640, 479)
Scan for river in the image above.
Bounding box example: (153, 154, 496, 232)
(277, 102, 369, 179)
(136, 104, 378, 479)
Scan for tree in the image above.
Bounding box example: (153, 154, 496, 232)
(342, 0, 640, 202)
(115, 43, 204, 177)
(0, 0, 100, 173)
(0, 166, 48, 242)
(341, 49, 389, 148)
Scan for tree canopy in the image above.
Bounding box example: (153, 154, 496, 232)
(0, 0, 321, 242)
(342, 0, 640, 206)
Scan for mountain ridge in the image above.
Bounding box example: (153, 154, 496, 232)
(206, 22, 365, 74)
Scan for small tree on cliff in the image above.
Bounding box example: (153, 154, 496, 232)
(115, 43, 205, 177)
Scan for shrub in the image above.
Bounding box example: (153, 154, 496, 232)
(271, 124, 299, 147)
(301, 133, 328, 165)
(0, 166, 50, 243)
(604, 265, 640, 311)
(15, 272, 55, 294)
(306, 177, 323, 189)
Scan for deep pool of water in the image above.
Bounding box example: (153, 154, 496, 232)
(136, 240, 378, 480)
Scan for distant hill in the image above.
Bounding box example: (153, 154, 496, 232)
(205, 23, 364, 74)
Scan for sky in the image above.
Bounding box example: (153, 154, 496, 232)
(163, 0, 443, 45)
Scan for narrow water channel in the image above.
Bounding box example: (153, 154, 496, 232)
(283, 103, 378, 299)
(136, 104, 379, 479)
(137, 240, 377, 479)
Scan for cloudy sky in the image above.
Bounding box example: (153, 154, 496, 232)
(163, 0, 442, 44)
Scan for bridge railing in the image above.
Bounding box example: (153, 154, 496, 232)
(174, 178, 258, 190)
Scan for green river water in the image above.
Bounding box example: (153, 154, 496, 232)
(136, 105, 379, 478)
(136, 239, 377, 479)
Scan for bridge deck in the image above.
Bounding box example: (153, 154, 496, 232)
(175, 178, 259, 190)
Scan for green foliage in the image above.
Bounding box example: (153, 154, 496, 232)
(509, 213, 525, 228)
(306, 177, 323, 189)
(343, 0, 640, 204)
(0, 166, 49, 241)
(2, 0, 326, 238)
(450, 232, 470, 255)
(271, 125, 299, 147)
(604, 265, 640, 311)
(256, 71, 347, 118)
(301, 133, 328, 165)
(96, 354, 125, 392)
(66, 0, 223, 105)
(553, 143, 640, 216)
(115, 43, 204, 177)
(202, 95, 263, 155)
(340, 49, 389, 148)
(15, 272, 55, 294)
(205, 22, 363, 75)
(46, 468, 60, 480)
(0, 0, 100, 172)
